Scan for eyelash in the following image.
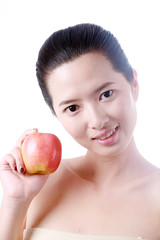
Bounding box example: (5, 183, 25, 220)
(65, 90, 113, 113)
(65, 105, 79, 113)
(99, 90, 113, 101)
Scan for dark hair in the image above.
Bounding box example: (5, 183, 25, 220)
(36, 23, 134, 113)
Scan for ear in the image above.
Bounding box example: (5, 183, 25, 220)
(131, 69, 139, 101)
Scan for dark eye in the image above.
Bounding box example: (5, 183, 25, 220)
(66, 105, 79, 113)
(99, 90, 113, 101)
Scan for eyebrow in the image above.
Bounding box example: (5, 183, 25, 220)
(59, 82, 115, 107)
(94, 82, 115, 93)
(59, 98, 80, 107)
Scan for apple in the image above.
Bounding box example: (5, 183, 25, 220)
(21, 132, 62, 174)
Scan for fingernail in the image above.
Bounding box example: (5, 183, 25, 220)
(14, 166, 17, 171)
(33, 128, 38, 131)
(19, 166, 25, 174)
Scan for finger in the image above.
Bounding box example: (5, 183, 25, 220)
(10, 147, 25, 174)
(0, 154, 16, 172)
(16, 128, 38, 147)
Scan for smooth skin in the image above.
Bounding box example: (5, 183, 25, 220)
(0, 53, 160, 240)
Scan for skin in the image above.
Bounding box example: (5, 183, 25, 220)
(0, 52, 160, 240)
(48, 53, 138, 160)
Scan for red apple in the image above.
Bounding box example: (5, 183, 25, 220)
(21, 132, 62, 174)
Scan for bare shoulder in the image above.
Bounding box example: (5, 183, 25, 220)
(32, 156, 81, 198)
(26, 157, 82, 227)
(142, 166, 160, 203)
(150, 168, 160, 189)
(145, 166, 160, 186)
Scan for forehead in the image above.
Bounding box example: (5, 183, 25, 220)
(47, 52, 114, 87)
(47, 52, 127, 105)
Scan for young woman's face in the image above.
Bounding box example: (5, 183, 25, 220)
(47, 53, 138, 157)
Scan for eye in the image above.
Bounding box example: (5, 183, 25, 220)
(99, 90, 113, 101)
(65, 105, 79, 113)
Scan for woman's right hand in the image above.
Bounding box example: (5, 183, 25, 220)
(0, 129, 49, 203)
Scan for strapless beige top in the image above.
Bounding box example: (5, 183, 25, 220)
(23, 228, 146, 240)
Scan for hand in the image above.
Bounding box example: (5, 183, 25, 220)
(0, 129, 49, 203)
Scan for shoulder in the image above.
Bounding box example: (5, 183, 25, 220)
(34, 156, 82, 197)
(26, 157, 82, 227)
(143, 168, 160, 204)
(42, 157, 82, 192)
(129, 160, 160, 204)
(150, 168, 160, 190)
(145, 167, 160, 187)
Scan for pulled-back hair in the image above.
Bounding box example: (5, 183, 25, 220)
(36, 23, 134, 113)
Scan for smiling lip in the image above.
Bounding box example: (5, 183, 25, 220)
(93, 126, 118, 140)
(92, 126, 119, 145)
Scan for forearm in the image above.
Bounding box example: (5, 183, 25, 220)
(0, 198, 31, 240)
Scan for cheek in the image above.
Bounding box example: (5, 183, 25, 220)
(112, 93, 137, 125)
(119, 98, 137, 130)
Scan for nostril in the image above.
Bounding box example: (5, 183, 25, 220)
(85, 105, 109, 130)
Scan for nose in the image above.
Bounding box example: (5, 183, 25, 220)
(85, 104, 108, 130)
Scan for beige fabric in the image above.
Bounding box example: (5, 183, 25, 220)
(23, 228, 145, 240)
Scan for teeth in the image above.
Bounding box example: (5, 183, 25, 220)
(98, 128, 116, 140)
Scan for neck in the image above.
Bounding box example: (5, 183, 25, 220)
(79, 138, 147, 189)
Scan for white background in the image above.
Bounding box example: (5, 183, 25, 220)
(0, 0, 160, 201)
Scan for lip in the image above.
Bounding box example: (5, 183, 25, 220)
(92, 126, 118, 140)
(92, 126, 119, 146)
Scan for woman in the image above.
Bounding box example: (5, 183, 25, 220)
(0, 23, 160, 240)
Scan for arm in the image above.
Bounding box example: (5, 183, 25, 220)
(0, 198, 29, 240)
(0, 129, 49, 240)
